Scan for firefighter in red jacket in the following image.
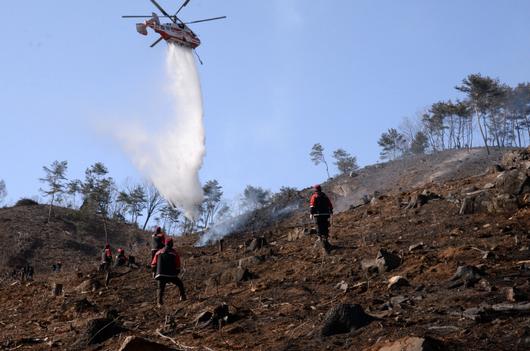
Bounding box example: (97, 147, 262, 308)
(151, 237, 187, 306)
(100, 243, 113, 286)
(151, 227, 166, 260)
(310, 184, 333, 254)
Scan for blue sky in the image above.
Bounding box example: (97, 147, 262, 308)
(2, 0, 530, 204)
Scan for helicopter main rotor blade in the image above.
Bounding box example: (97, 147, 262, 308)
(184, 16, 227, 25)
(149, 0, 175, 22)
(175, 0, 191, 16)
(122, 15, 177, 18)
(150, 36, 164, 48)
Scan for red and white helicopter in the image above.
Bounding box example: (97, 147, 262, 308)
(123, 0, 225, 55)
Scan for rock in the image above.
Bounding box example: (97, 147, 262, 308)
(361, 259, 380, 275)
(389, 295, 408, 307)
(406, 190, 441, 209)
(408, 243, 424, 252)
(495, 170, 529, 195)
(482, 251, 495, 260)
(373, 336, 444, 351)
(376, 249, 401, 272)
(487, 164, 505, 174)
(75, 278, 102, 293)
(501, 148, 530, 170)
(388, 276, 410, 290)
(238, 256, 264, 268)
(335, 280, 349, 292)
(246, 237, 267, 251)
(462, 185, 478, 194)
(450, 265, 484, 287)
(74, 317, 125, 347)
(477, 279, 494, 292)
(220, 267, 255, 284)
(463, 302, 530, 322)
(287, 228, 304, 241)
(321, 304, 373, 337)
(118, 336, 176, 351)
(195, 304, 235, 329)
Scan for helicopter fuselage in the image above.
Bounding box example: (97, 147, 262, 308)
(139, 16, 201, 49)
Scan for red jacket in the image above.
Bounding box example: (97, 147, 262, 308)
(310, 191, 333, 215)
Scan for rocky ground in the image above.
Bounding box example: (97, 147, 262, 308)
(0, 148, 529, 350)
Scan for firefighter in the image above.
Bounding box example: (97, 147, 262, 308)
(100, 243, 113, 286)
(309, 184, 334, 254)
(151, 237, 186, 307)
(115, 248, 127, 267)
(151, 227, 166, 260)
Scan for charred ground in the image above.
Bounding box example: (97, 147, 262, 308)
(1, 148, 529, 350)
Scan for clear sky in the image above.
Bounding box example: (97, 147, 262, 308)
(1, 0, 530, 204)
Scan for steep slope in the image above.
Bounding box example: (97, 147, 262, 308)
(0, 148, 529, 350)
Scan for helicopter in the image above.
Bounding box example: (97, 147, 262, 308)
(122, 0, 225, 53)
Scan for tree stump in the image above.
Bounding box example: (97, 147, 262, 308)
(52, 283, 63, 296)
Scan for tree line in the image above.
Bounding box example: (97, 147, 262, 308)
(377, 73, 530, 160)
(36, 160, 292, 235)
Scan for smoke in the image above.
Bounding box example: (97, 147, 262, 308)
(195, 201, 301, 247)
(117, 43, 205, 219)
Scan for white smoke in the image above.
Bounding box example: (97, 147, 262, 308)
(117, 43, 205, 219)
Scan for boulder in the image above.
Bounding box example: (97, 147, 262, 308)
(321, 304, 373, 337)
(376, 249, 401, 272)
(118, 336, 176, 351)
(501, 147, 530, 170)
(495, 170, 529, 195)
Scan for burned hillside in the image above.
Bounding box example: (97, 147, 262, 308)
(0, 147, 529, 350)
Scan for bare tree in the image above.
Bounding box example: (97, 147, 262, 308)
(142, 181, 165, 230)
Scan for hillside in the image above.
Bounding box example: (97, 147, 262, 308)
(0, 204, 147, 276)
(0, 147, 529, 350)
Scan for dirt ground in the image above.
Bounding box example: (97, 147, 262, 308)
(0, 149, 529, 350)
